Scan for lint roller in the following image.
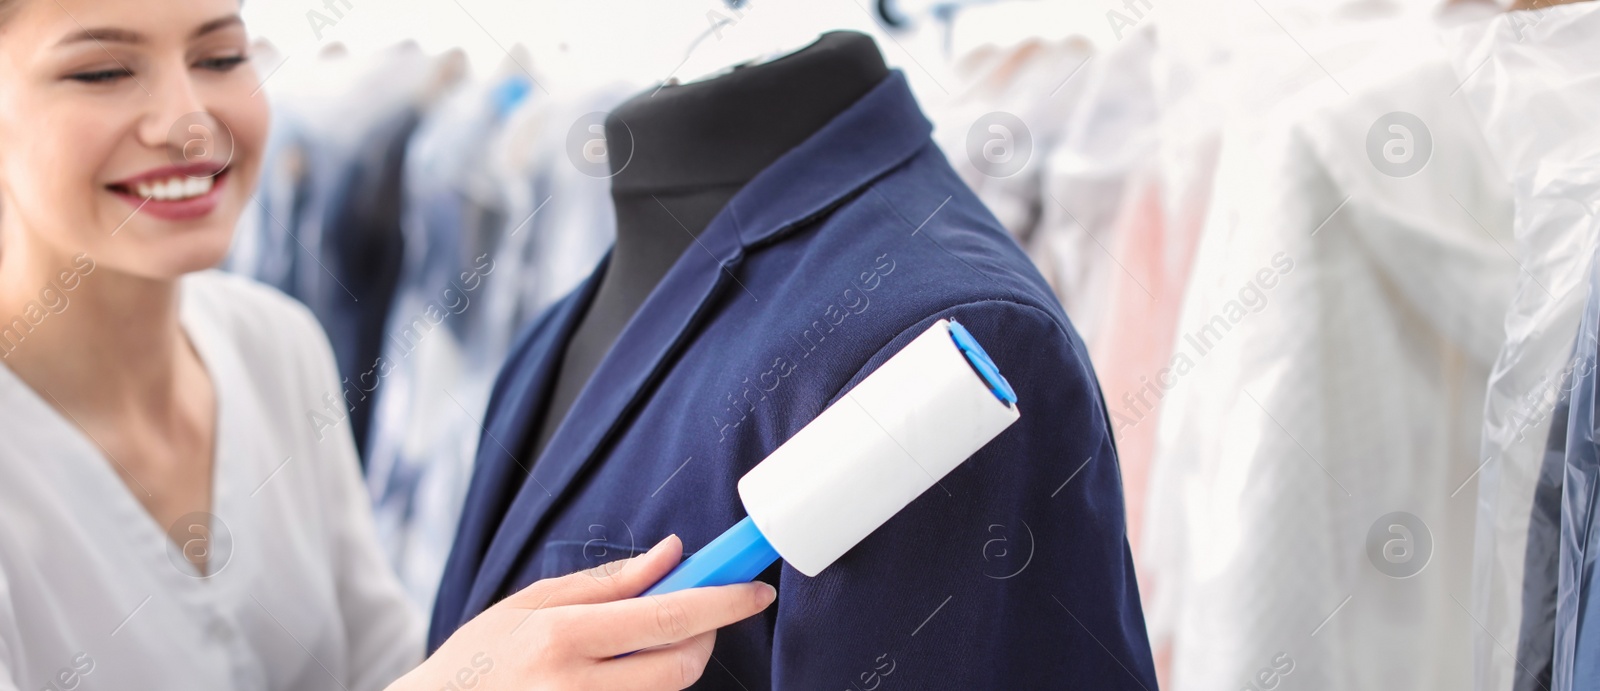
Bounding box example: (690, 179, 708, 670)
(641, 318, 1019, 596)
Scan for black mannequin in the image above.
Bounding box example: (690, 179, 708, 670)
(528, 31, 890, 461)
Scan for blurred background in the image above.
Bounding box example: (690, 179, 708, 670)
(225, 0, 1600, 689)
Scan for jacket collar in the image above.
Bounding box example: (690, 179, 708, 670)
(459, 71, 932, 617)
(725, 70, 931, 249)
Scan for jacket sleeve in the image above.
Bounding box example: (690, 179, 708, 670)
(768, 299, 1157, 690)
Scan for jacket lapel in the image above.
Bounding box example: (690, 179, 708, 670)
(447, 256, 607, 619)
(464, 224, 742, 615)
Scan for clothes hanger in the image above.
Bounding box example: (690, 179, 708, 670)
(875, 0, 1005, 59)
(666, 0, 837, 87)
(877, 0, 1097, 61)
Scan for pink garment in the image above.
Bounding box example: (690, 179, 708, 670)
(1086, 153, 1213, 558)
(1089, 139, 1218, 691)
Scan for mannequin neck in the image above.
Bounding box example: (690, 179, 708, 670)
(605, 30, 890, 201)
(524, 32, 888, 463)
(597, 29, 889, 324)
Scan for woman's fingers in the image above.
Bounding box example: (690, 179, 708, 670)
(561, 581, 777, 657)
(587, 630, 718, 690)
(501, 535, 684, 611)
(404, 543, 772, 691)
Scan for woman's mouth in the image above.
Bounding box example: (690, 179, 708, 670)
(116, 173, 216, 201)
(106, 167, 230, 222)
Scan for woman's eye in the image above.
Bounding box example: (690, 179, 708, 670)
(197, 55, 248, 72)
(68, 68, 131, 84)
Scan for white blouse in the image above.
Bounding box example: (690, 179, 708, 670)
(0, 271, 423, 691)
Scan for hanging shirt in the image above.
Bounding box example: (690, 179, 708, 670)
(363, 78, 629, 611)
(364, 74, 526, 611)
(229, 46, 448, 463)
(1033, 28, 1162, 349)
(1141, 28, 1516, 691)
(429, 71, 1157, 689)
(0, 271, 422, 691)
(932, 36, 1093, 245)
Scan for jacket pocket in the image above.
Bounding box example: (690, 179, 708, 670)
(538, 538, 649, 581)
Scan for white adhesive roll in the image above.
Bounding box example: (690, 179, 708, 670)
(737, 318, 1021, 577)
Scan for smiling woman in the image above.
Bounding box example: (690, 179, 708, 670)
(0, 1, 265, 276)
(0, 2, 773, 690)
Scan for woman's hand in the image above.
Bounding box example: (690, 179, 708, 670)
(391, 535, 776, 691)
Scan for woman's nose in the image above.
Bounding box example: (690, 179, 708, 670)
(137, 64, 217, 161)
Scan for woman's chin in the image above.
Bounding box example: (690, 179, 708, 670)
(105, 229, 237, 281)
(92, 194, 243, 279)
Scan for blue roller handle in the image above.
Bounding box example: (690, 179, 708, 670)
(641, 516, 780, 597)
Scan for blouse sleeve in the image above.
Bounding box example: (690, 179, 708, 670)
(287, 299, 427, 691)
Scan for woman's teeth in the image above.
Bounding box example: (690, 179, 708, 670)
(131, 175, 215, 201)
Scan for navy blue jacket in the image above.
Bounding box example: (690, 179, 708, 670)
(430, 71, 1157, 690)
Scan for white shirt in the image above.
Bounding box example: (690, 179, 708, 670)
(0, 271, 423, 691)
(1142, 25, 1516, 691)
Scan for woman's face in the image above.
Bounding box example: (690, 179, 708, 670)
(0, 0, 267, 279)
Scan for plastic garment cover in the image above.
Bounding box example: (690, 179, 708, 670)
(1138, 5, 1417, 686)
(1143, 16, 1517, 689)
(1133, 14, 1448, 644)
(933, 31, 1162, 348)
(1033, 29, 1162, 348)
(1443, 5, 1600, 690)
(1514, 258, 1600, 691)
(1560, 315, 1600, 691)
(1557, 281, 1600, 691)
(1082, 23, 1220, 558)
(929, 37, 1097, 324)
(931, 36, 1090, 236)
